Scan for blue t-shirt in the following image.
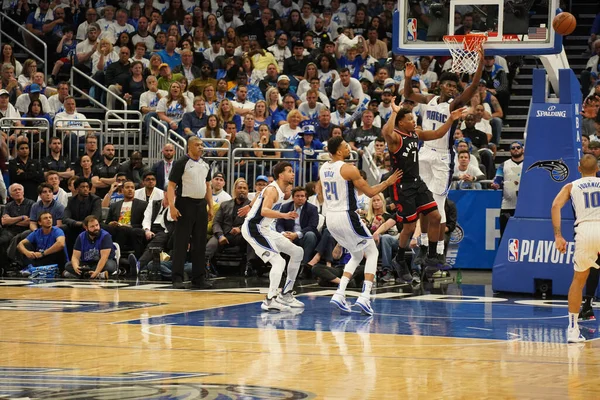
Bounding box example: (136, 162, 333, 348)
(74, 229, 115, 263)
(30, 200, 65, 225)
(156, 50, 182, 70)
(26, 226, 65, 252)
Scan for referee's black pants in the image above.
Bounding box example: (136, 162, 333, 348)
(171, 197, 208, 284)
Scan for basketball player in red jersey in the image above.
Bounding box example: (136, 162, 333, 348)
(376, 98, 466, 278)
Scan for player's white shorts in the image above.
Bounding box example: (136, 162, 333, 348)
(242, 222, 303, 262)
(573, 224, 600, 272)
(419, 146, 452, 196)
(326, 211, 373, 252)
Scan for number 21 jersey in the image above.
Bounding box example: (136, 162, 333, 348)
(319, 160, 358, 213)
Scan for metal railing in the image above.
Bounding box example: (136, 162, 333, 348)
(0, 12, 47, 80)
(200, 137, 230, 179)
(105, 110, 143, 159)
(148, 117, 168, 166)
(53, 117, 103, 161)
(70, 66, 128, 112)
(0, 117, 50, 160)
(361, 150, 382, 186)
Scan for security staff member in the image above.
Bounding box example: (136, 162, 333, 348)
(167, 136, 214, 289)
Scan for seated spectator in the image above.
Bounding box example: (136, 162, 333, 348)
(581, 39, 600, 96)
(452, 150, 485, 189)
(294, 125, 323, 182)
(103, 180, 147, 260)
(30, 183, 64, 230)
(157, 81, 193, 134)
(49, 25, 76, 86)
(284, 41, 312, 83)
(54, 96, 93, 161)
(41, 171, 69, 207)
(472, 81, 502, 143)
(217, 99, 242, 131)
(181, 96, 208, 137)
(42, 137, 74, 189)
(481, 57, 509, 124)
(272, 92, 297, 128)
(330, 98, 352, 129)
(276, 186, 320, 268)
(76, 134, 102, 166)
(64, 215, 116, 279)
(275, 109, 303, 158)
(299, 78, 331, 109)
(17, 59, 37, 91)
(135, 171, 164, 203)
(247, 174, 269, 201)
(203, 36, 225, 63)
(91, 142, 119, 199)
(268, 33, 291, 72)
(152, 144, 176, 190)
(197, 115, 229, 156)
(189, 61, 217, 98)
(311, 242, 365, 288)
(0, 64, 22, 105)
(101, 172, 127, 207)
(9, 141, 44, 201)
(0, 87, 20, 121)
(369, 193, 402, 282)
(130, 42, 150, 69)
(157, 64, 183, 91)
(17, 211, 66, 268)
(20, 99, 52, 157)
(156, 35, 182, 69)
(298, 89, 327, 121)
(332, 68, 364, 112)
(346, 110, 381, 157)
(118, 151, 150, 188)
(458, 113, 489, 149)
(73, 155, 96, 189)
(63, 177, 102, 251)
(15, 84, 51, 115)
(173, 49, 201, 82)
(47, 82, 70, 118)
(140, 75, 168, 131)
(582, 95, 599, 138)
(1, 184, 35, 252)
(211, 172, 232, 204)
(120, 61, 147, 111)
(253, 124, 280, 159)
(206, 178, 249, 265)
(238, 114, 259, 143)
(230, 83, 256, 112)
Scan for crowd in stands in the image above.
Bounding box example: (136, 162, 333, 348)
(0, 0, 537, 283)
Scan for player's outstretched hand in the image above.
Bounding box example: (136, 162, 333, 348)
(386, 169, 403, 186)
(450, 107, 468, 120)
(554, 236, 567, 254)
(237, 205, 250, 217)
(390, 97, 401, 113)
(405, 62, 416, 78)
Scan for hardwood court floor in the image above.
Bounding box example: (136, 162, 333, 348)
(1, 277, 599, 399)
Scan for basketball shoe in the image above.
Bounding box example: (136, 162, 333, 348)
(579, 304, 596, 322)
(261, 296, 291, 312)
(331, 293, 352, 313)
(567, 327, 586, 343)
(355, 296, 374, 316)
(276, 291, 305, 308)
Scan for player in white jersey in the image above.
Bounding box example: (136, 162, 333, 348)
(403, 50, 484, 268)
(552, 154, 600, 343)
(317, 136, 401, 315)
(242, 162, 305, 312)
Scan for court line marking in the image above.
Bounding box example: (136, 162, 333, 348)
(0, 337, 592, 365)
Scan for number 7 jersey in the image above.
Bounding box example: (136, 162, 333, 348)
(319, 160, 359, 213)
(570, 177, 600, 225)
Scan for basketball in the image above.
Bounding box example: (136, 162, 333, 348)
(552, 12, 576, 36)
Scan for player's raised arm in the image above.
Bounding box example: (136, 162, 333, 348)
(452, 47, 484, 110)
(552, 183, 573, 253)
(403, 62, 432, 105)
(418, 107, 467, 141)
(381, 97, 402, 147)
(341, 163, 402, 198)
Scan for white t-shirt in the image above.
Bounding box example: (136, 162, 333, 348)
(231, 99, 255, 112)
(54, 111, 92, 137)
(331, 77, 363, 103)
(275, 123, 302, 149)
(267, 45, 291, 71)
(298, 102, 327, 120)
(108, 22, 136, 40)
(156, 98, 193, 123)
(15, 93, 51, 115)
(453, 163, 484, 180)
(212, 189, 232, 204)
(47, 95, 66, 117)
(0, 103, 20, 121)
(129, 55, 150, 69)
(91, 50, 120, 74)
(139, 89, 169, 112)
(134, 187, 165, 203)
(203, 47, 225, 63)
(132, 33, 156, 53)
(299, 92, 330, 109)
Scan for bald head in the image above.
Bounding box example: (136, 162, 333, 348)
(579, 154, 599, 175)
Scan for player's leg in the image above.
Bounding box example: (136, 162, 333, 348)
(414, 214, 429, 266)
(331, 248, 363, 313)
(432, 192, 448, 263)
(355, 240, 379, 316)
(580, 258, 600, 321)
(568, 233, 597, 342)
(394, 220, 417, 281)
(274, 236, 305, 308)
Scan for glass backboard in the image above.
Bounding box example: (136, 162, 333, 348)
(393, 0, 563, 56)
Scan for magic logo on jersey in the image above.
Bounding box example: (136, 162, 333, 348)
(526, 160, 569, 182)
(507, 238, 574, 264)
(425, 110, 448, 124)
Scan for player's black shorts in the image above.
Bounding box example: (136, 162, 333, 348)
(392, 179, 438, 223)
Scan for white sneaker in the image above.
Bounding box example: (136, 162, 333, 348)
(567, 327, 586, 343)
(261, 297, 291, 312)
(276, 292, 305, 308)
(330, 293, 352, 313)
(355, 296, 374, 316)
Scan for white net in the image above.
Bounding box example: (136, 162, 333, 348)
(443, 34, 487, 74)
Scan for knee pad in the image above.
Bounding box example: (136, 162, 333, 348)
(432, 193, 447, 224)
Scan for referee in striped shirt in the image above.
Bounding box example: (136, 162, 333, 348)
(167, 136, 214, 289)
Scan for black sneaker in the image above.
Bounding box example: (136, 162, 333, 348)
(579, 305, 596, 322)
(413, 245, 428, 266)
(191, 279, 214, 289)
(436, 253, 452, 270)
(423, 256, 441, 273)
(411, 270, 421, 284)
(128, 254, 139, 277)
(392, 259, 412, 282)
(381, 269, 395, 282)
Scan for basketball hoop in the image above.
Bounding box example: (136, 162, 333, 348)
(443, 33, 487, 74)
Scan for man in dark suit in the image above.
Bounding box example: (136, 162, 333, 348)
(206, 179, 250, 263)
(103, 180, 147, 262)
(132, 196, 176, 272)
(276, 186, 320, 265)
(63, 177, 102, 252)
(152, 144, 175, 190)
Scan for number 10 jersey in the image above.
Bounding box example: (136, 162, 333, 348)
(571, 177, 600, 226)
